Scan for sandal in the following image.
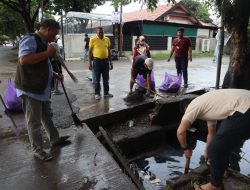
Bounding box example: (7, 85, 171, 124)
(194, 184, 205, 190)
(34, 150, 52, 161)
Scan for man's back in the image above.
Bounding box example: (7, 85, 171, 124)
(183, 89, 250, 124)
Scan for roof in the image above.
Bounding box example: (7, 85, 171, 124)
(123, 2, 216, 28)
(123, 3, 173, 22)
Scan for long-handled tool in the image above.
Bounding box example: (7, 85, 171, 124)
(62, 64, 78, 83)
(135, 80, 166, 98)
(59, 79, 82, 127)
(0, 94, 20, 136)
(184, 157, 191, 174)
(53, 61, 83, 127)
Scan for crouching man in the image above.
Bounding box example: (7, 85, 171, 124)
(177, 89, 250, 190)
(129, 55, 154, 96)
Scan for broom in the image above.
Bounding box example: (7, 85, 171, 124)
(50, 42, 78, 83)
(62, 63, 78, 83)
(57, 75, 83, 127)
(53, 58, 83, 127)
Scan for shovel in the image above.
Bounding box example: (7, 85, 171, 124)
(184, 157, 191, 174)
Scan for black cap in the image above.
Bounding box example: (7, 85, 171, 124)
(177, 27, 184, 32)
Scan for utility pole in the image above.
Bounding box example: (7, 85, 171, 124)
(119, 0, 123, 56)
(60, 9, 65, 60)
(215, 0, 225, 89)
(114, 7, 119, 53)
(38, 0, 44, 22)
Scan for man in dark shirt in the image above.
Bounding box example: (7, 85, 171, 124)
(83, 34, 90, 64)
(168, 27, 192, 88)
(130, 55, 154, 95)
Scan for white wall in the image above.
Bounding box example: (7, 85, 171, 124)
(197, 28, 210, 38)
(64, 34, 85, 60)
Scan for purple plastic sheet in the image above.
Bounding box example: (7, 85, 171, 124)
(159, 72, 182, 93)
(135, 71, 155, 92)
(3, 78, 22, 112)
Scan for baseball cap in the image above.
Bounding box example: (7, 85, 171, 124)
(145, 58, 154, 70)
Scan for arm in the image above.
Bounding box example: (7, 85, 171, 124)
(204, 122, 217, 162)
(188, 40, 192, 61)
(129, 68, 136, 92)
(133, 45, 139, 62)
(108, 46, 113, 70)
(19, 44, 56, 65)
(88, 47, 93, 70)
(146, 73, 151, 93)
(177, 119, 192, 158)
(145, 43, 151, 58)
(168, 45, 175, 62)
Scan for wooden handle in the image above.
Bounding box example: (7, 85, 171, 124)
(184, 157, 190, 174)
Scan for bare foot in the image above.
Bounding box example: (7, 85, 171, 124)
(194, 182, 221, 190)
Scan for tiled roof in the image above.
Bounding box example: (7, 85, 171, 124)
(200, 21, 217, 27)
(123, 3, 173, 22)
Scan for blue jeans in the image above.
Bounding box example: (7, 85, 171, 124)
(93, 58, 110, 95)
(83, 48, 89, 61)
(208, 109, 250, 187)
(175, 57, 188, 84)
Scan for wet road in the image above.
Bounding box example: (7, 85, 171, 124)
(0, 46, 229, 136)
(2, 46, 250, 190)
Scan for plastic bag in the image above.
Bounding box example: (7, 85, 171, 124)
(3, 78, 22, 112)
(135, 71, 155, 93)
(159, 72, 182, 93)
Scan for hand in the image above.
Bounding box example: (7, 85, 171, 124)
(183, 149, 193, 159)
(109, 61, 113, 70)
(56, 73, 64, 82)
(89, 63, 92, 71)
(167, 58, 171, 62)
(204, 152, 209, 164)
(47, 44, 57, 57)
(189, 56, 192, 62)
(146, 90, 152, 97)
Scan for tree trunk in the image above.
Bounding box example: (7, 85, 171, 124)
(222, 15, 250, 89)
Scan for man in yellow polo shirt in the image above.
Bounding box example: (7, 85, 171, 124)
(88, 27, 113, 100)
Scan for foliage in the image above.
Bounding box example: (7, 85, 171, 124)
(51, 0, 106, 14)
(151, 51, 215, 60)
(0, 2, 26, 38)
(0, 34, 10, 41)
(182, 0, 212, 23)
(0, 0, 107, 33)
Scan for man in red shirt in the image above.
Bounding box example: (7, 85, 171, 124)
(168, 27, 192, 88)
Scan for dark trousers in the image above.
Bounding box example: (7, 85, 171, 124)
(93, 58, 110, 95)
(175, 57, 188, 85)
(208, 109, 250, 187)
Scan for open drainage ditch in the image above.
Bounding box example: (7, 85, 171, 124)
(84, 90, 250, 190)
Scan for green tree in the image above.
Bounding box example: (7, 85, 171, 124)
(182, 0, 212, 23)
(0, 0, 106, 33)
(133, 0, 250, 89)
(0, 3, 26, 38)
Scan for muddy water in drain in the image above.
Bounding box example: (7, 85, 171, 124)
(131, 140, 250, 190)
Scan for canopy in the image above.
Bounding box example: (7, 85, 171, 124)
(66, 11, 112, 21)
